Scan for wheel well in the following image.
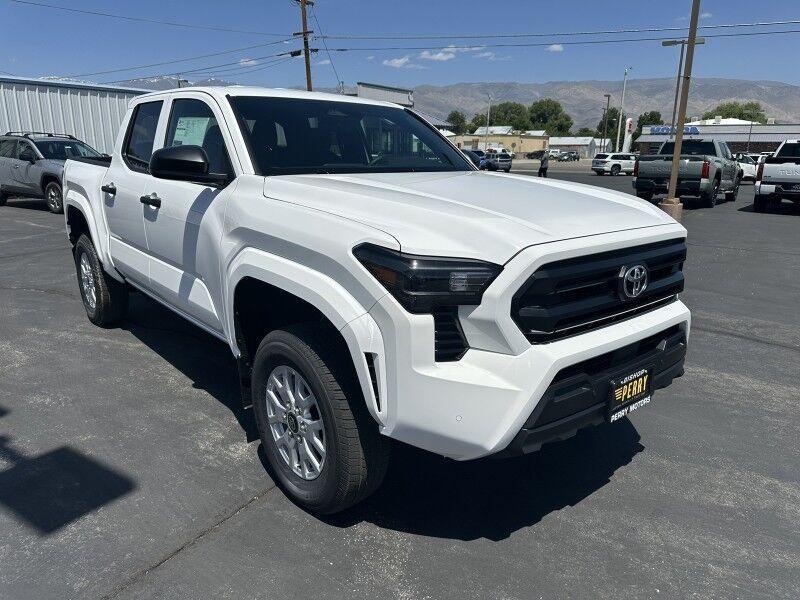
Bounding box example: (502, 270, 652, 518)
(66, 205, 90, 246)
(41, 173, 60, 193)
(233, 277, 353, 402)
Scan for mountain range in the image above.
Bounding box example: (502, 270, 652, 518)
(117, 75, 800, 129)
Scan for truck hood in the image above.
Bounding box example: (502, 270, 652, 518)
(263, 171, 677, 263)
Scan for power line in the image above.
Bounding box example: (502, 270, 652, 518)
(318, 19, 800, 40)
(199, 56, 299, 78)
(102, 49, 301, 83)
(310, 4, 343, 89)
(186, 55, 299, 77)
(323, 27, 800, 52)
(68, 38, 296, 78)
(9, 0, 292, 36)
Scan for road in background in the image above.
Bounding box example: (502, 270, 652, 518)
(0, 173, 798, 599)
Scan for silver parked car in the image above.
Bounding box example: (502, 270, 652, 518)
(0, 132, 103, 213)
(481, 151, 513, 172)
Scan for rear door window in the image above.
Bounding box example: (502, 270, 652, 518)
(124, 101, 163, 172)
(776, 143, 800, 158)
(0, 139, 16, 158)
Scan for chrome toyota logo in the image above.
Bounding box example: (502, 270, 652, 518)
(619, 264, 648, 299)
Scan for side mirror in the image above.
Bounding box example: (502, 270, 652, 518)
(20, 150, 36, 163)
(149, 145, 229, 186)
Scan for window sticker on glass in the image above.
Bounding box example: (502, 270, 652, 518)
(172, 117, 212, 146)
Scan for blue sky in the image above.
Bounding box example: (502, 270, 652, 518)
(2, 0, 800, 87)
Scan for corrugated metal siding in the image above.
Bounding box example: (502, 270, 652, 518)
(0, 78, 144, 153)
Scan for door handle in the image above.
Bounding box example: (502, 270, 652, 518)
(101, 183, 116, 196)
(12, 164, 19, 169)
(140, 193, 161, 208)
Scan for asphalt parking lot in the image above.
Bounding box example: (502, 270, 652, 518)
(1, 174, 798, 599)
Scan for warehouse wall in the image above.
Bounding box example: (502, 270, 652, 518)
(0, 78, 144, 154)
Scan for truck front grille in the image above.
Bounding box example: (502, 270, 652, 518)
(511, 239, 686, 343)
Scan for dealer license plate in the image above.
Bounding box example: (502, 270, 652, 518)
(608, 367, 653, 423)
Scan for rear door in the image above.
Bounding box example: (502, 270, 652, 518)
(103, 99, 165, 286)
(141, 93, 235, 333)
(0, 139, 16, 190)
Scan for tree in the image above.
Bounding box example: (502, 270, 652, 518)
(469, 113, 486, 133)
(702, 101, 766, 123)
(634, 111, 662, 142)
(446, 110, 468, 135)
(528, 99, 573, 135)
(596, 107, 625, 150)
(576, 127, 599, 137)
(490, 102, 531, 131)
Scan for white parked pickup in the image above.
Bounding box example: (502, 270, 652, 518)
(63, 87, 691, 513)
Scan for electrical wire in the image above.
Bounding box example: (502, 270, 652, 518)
(310, 4, 343, 88)
(68, 38, 296, 79)
(9, 0, 292, 36)
(318, 19, 800, 40)
(322, 27, 800, 53)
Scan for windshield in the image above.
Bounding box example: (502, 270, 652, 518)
(659, 141, 716, 156)
(776, 143, 800, 157)
(229, 96, 471, 175)
(34, 139, 101, 160)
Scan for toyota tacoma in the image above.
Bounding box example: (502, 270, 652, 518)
(63, 88, 690, 513)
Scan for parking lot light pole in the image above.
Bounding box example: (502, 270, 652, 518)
(615, 67, 632, 152)
(484, 93, 492, 151)
(663, 0, 703, 222)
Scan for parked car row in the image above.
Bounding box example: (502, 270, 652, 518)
(461, 148, 513, 172)
(0, 131, 104, 213)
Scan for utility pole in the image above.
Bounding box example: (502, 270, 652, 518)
(601, 93, 611, 154)
(664, 0, 702, 221)
(484, 93, 492, 151)
(615, 67, 631, 152)
(295, 0, 314, 91)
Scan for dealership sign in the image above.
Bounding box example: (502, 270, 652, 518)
(649, 125, 701, 135)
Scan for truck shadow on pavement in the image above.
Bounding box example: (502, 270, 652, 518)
(0, 407, 136, 535)
(117, 293, 643, 542)
(326, 423, 643, 541)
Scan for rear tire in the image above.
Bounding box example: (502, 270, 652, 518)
(74, 234, 128, 327)
(0, 190, 7, 206)
(251, 325, 390, 514)
(753, 195, 769, 212)
(45, 181, 63, 214)
(701, 178, 720, 208)
(610, 164, 621, 176)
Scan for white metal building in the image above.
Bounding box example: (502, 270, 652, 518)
(0, 76, 146, 154)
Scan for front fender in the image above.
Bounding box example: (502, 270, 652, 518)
(224, 247, 388, 425)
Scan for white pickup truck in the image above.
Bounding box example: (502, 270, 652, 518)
(754, 139, 800, 212)
(63, 87, 690, 513)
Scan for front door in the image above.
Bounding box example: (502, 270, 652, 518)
(142, 95, 235, 333)
(13, 141, 42, 196)
(103, 100, 164, 286)
(0, 139, 16, 191)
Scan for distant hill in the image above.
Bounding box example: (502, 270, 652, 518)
(117, 76, 800, 129)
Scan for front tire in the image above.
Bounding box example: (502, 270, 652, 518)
(252, 326, 390, 514)
(610, 164, 621, 176)
(45, 181, 63, 214)
(725, 176, 741, 202)
(74, 234, 128, 326)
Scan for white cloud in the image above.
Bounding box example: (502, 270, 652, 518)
(315, 58, 331, 65)
(366, 55, 375, 60)
(382, 55, 425, 69)
(474, 51, 511, 62)
(701, 11, 712, 18)
(546, 44, 564, 53)
(238, 58, 258, 66)
(419, 49, 456, 61)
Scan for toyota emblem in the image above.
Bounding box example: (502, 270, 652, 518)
(619, 264, 648, 299)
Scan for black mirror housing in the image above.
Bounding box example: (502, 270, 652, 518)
(149, 145, 229, 186)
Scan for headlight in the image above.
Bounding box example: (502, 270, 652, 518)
(354, 243, 502, 313)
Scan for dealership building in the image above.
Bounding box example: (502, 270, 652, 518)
(635, 121, 800, 155)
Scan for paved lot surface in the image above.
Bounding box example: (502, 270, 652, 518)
(1, 176, 798, 599)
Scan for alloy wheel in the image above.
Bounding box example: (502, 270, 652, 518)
(79, 253, 97, 310)
(265, 365, 326, 480)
